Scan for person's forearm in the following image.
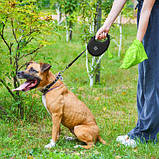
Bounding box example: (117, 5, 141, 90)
(96, 0, 126, 39)
(137, 0, 155, 42)
(104, 0, 127, 27)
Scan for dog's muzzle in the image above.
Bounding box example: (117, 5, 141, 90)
(13, 71, 41, 92)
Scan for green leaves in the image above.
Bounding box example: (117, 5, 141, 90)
(0, 0, 59, 118)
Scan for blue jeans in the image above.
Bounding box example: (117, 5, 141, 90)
(128, 1, 159, 143)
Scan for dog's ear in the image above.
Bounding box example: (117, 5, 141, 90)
(40, 63, 51, 73)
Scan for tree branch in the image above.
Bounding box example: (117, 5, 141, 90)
(18, 48, 39, 71)
(18, 62, 28, 71)
(18, 46, 41, 60)
(0, 79, 16, 100)
(24, 37, 34, 46)
(11, 19, 18, 43)
(0, 22, 13, 64)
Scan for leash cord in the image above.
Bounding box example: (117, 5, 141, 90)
(41, 49, 86, 95)
(61, 49, 86, 73)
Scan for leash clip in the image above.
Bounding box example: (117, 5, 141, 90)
(57, 72, 63, 81)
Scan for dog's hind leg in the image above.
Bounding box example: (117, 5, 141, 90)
(74, 125, 98, 149)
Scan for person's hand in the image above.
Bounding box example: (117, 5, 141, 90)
(95, 23, 110, 40)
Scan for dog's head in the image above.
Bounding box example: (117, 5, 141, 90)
(13, 62, 51, 92)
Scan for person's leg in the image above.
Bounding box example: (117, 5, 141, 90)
(117, 2, 159, 146)
(126, 1, 145, 139)
(130, 2, 159, 143)
(116, 2, 144, 147)
(127, 62, 145, 139)
(128, 2, 159, 143)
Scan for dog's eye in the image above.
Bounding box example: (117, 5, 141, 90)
(29, 67, 39, 73)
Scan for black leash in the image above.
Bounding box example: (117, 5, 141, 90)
(41, 49, 86, 95)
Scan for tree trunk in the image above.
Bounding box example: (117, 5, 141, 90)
(118, 14, 122, 57)
(65, 15, 73, 41)
(69, 21, 73, 41)
(13, 76, 24, 119)
(95, 0, 102, 84)
(56, 4, 62, 24)
(65, 16, 69, 42)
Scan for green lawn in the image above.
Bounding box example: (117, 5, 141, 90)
(1, 23, 159, 159)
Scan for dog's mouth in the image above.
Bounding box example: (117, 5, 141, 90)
(13, 79, 39, 92)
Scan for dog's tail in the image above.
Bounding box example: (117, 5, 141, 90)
(98, 136, 106, 145)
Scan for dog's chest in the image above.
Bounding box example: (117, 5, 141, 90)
(42, 95, 51, 115)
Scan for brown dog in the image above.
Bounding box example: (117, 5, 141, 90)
(13, 62, 106, 149)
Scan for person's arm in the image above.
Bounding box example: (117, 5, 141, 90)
(96, 0, 127, 40)
(137, 0, 156, 42)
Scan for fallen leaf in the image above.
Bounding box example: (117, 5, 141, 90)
(117, 143, 120, 147)
(78, 87, 84, 91)
(115, 156, 121, 159)
(122, 92, 126, 95)
(95, 97, 100, 101)
(27, 156, 34, 159)
(133, 148, 138, 152)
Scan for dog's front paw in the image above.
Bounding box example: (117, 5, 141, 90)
(45, 139, 56, 149)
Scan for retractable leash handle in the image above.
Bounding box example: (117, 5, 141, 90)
(87, 34, 110, 57)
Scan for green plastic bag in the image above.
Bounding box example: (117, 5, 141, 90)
(120, 39, 148, 69)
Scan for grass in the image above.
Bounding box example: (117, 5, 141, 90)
(1, 23, 159, 158)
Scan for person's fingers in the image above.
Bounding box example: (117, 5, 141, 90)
(103, 32, 108, 38)
(96, 23, 110, 39)
(96, 28, 103, 39)
(99, 32, 106, 40)
(98, 35, 102, 40)
(102, 32, 106, 38)
(97, 34, 104, 40)
(96, 31, 108, 40)
(95, 33, 100, 40)
(104, 32, 107, 37)
(101, 33, 105, 39)
(96, 24, 109, 40)
(96, 26, 106, 38)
